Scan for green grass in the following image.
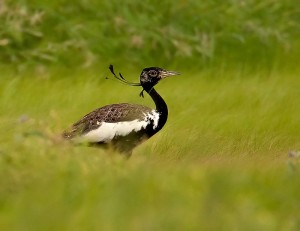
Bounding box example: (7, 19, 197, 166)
(1, 0, 300, 230)
(0, 66, 300, 230)
(1, 0, 299, 69)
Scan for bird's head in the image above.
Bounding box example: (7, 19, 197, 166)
(140, 67, 180, 91)
(108, 65, 180, 97)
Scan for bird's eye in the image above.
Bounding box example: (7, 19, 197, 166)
(148, 70, 157, 77)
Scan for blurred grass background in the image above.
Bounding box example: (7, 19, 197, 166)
(1, 0, 300, 230)
(1, 0, 299, 70)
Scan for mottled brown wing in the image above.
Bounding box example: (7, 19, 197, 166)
(63, 103, 152, 139)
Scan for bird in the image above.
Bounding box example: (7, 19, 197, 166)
(63, 65, 180, 157)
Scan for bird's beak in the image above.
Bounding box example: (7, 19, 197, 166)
(160, 70, 180, 79)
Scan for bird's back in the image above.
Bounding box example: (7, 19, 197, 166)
(63, 103, 160, 152)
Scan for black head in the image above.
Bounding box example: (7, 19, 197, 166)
(108, 65, 180, 96)
(140, 67, 180, 91)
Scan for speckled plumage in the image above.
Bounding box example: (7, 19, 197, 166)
(63, 103, 153, 139)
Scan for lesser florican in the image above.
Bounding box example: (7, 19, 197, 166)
(63, 65, 180, 156)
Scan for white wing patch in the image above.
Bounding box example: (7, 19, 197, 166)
(79, 110, 160, 143)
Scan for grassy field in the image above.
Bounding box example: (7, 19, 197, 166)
(1, 0, 300, 230)
(1, 67, 300, 230)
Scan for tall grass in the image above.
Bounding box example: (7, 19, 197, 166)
(1, 1, 300, 230)
(0, 67, 300, 230)
(0, 0, 299, 69)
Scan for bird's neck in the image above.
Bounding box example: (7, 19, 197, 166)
(146, 87, 168, 130)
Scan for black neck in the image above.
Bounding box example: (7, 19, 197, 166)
(145, 87, 168, 130)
